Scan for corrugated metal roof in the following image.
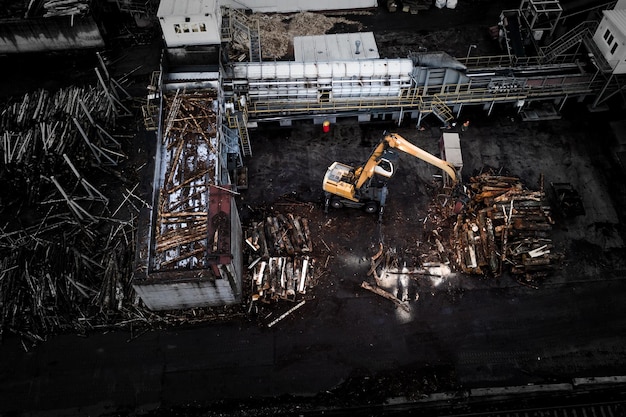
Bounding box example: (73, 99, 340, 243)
(157, 0, 217, 17)
(293, 32, 380, 62)
(604, 9, 626, 36)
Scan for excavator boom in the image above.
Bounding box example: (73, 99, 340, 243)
(380, 133, 459, 184)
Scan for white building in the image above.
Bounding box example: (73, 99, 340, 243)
(157, 0, 221, 47)
(593, 8, 626, 74)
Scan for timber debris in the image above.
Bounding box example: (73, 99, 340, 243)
(362, 245, 453, 310)
(41, 0, 90, 18)
(246, 213, 316, 302)
(153, 89, 222, 270)
(453, 170, 559, 284)
(245, 209, 321, 326)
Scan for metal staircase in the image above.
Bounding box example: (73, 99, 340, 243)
(221, 7, 232, 41)
(163, 89, 183, 145)
(236, 111, 253, 157)
(228, 9, 262, 62)
(429, 96, 455, 125)
(226, 100, 253, 157)
(540, 21, 596, 63)
(142, 70, 161, 131)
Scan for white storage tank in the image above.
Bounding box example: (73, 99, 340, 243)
(234, 59, 413, 102)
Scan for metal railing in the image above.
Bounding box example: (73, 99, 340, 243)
(244, 75, 605, 119)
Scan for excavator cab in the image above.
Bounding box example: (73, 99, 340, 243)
(372, 149, 398, 179)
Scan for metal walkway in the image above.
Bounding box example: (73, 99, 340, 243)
(242, 70, 605, 120)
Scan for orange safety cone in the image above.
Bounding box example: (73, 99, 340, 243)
(322, 120, 331, 133)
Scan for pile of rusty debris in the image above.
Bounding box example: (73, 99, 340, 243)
(454, 171, 560, 285)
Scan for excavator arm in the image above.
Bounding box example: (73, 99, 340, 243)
(354, 132, 459, 190)
(384, 133, 459, 183)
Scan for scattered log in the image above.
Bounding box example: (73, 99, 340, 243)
(266, 300, 306, 328)
(360, 281, 410, 312)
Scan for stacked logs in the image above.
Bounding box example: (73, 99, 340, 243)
(246, 213, 313, 257)
(246, 214, 315, 303)
(454, 172, 558, 283)
(250, 256, 314, 302)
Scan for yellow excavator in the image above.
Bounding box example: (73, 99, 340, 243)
(323, 132, 467, 221)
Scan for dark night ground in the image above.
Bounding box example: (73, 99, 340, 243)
(2, 2, 626, 416)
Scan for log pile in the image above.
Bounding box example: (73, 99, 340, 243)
(0, 85, 124, 164)
(453, 171, 558, 284)
(250, 256, 314, 303)
(246, 213, 317, 306)
(246, 214, 313, 257)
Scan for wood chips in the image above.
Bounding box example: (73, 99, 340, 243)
(246, 12, 365, 59)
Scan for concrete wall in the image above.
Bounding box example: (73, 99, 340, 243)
(133, 273, 239, 310)
(0, 15, 104, 54)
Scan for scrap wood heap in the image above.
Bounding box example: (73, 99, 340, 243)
(246, 212, 318, 303)
(229, 11, 365, 60)
(153, 90, 220, 271)
(453, 171, 559, 283)
(0, 63, 152, 347)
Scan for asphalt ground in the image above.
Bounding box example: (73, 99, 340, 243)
(2, 2, 626, 416)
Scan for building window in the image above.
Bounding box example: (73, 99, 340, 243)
(174, 23, 207, 34)
(603, 29, 615, 46)
(611, 42, 618, 55)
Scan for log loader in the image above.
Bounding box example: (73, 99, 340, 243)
(323, 132, 467, 221)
